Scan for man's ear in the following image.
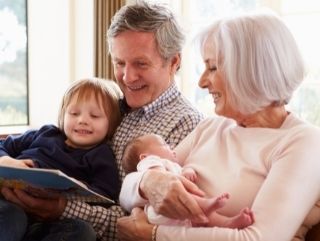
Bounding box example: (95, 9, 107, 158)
(170, 53, 181, 74)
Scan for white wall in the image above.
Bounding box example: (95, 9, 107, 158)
(27, 0, 93, 128)
(71, 0, 94, 81)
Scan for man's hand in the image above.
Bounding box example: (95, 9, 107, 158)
(1, 187, 67, 220)
(117, 208, 153, 241)
(139, 169, 208, 224)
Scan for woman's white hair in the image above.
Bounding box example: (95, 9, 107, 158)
(201, 12, 305, 114)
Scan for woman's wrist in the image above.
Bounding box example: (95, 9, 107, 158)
(151, 225, 159, 241)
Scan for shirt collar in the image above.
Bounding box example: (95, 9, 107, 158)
(125, 82, 180, 120)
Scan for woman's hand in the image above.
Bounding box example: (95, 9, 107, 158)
(140, 169, 208, 224)
(117, 207, 154, 241)
(182, 166, 198, 182)
(1, 187, 67, 220)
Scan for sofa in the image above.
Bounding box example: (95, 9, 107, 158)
(0, 138, 319, 239)
(306, 222, 320, 241)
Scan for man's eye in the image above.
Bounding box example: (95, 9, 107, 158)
(136, 62, 148, 68)
(114, 62, 125, 67)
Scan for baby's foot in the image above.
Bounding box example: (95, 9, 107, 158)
(197, 193, 230, 214)
(225, 207, 254, 229)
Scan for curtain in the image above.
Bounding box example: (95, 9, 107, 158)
(94, 0, 126, 79)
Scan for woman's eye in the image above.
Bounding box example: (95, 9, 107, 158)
(209, 66, 217, 72)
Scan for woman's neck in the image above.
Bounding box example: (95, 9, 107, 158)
(237, 105, 288, 128)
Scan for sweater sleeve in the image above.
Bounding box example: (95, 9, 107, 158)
(0, 127, 42, 157)
(136, 156, 167, 172)
(119, 171, 148, 212)
(157, 127, 320, 241)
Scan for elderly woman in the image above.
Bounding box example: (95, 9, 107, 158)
(117, 12, 320, 241)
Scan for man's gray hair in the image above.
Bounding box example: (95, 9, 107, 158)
(107, 1, 185, 61)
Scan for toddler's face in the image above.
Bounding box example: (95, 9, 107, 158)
(64, 93, 109, 149)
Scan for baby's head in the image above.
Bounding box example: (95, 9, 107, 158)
(122, 133, 176, 173)
(58, 78, 122, 148)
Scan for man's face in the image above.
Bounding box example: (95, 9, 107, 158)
(110, 30, 180, 109)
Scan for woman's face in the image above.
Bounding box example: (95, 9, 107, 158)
(198, 39, 240, 120)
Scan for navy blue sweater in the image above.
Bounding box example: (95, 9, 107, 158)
(0, 125, 120, 201)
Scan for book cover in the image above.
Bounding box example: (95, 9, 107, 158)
(0, 166, 114, 204)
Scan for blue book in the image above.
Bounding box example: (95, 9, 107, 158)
(0, 165, 114, 204)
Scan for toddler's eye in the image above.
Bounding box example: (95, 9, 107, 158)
(91, 113, 101, 118)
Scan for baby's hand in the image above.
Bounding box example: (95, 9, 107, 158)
(0, 156, 34, 168)
(182, 167, 197, 182)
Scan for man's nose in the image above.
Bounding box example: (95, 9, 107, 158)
(123, 66, 138, 83)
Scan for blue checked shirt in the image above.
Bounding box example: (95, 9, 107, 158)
(61, 83, 203, 240)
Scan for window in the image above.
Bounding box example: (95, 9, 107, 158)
(151, 0, 320, 126)
(0, 0, 94, 135)
(0, 0, 28, 126)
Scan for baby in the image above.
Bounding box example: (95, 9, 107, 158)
(121, 133, 254, 228)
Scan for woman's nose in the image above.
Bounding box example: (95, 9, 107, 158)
(198, 73, 208, 89)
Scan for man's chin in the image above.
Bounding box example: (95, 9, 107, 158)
(126, 99, 149, 109)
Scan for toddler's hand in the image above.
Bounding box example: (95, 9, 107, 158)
(0, 156, 34, 168)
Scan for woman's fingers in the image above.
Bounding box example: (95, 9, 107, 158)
(179, 176, 208, 223)
(151, 175, 207, 223)
(179, 175, 205, 197)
